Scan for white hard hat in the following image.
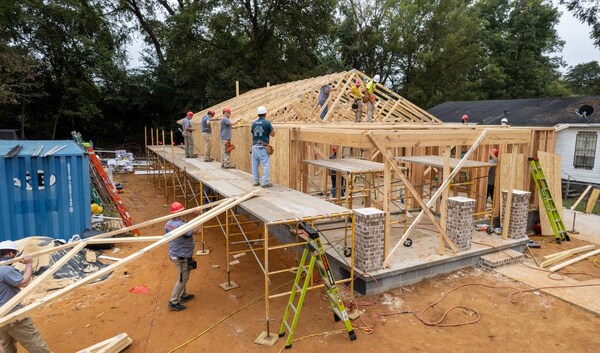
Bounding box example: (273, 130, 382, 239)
(373, 74, 380, 83)
(257, 106, 267, 115)
(0, 240, 18, 251)
(501, 118, 508, 123)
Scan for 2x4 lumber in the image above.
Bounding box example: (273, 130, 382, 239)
(383, 147, 391, 259)
(586, 189, 600, 213)
(382, 130, 488, 267)
(548, 249, 600, 272)
(439, 147, 451, 254)
(0, 199, 227, 267)
(0, 191, 258, 324)
(540, 251, 581, 268)
(571, 185, 593, 210)
(501, 149, 518, 239)
(543, 245, 596, 260)
(0, 243, 86, 318)
(367, 132, 459, 255)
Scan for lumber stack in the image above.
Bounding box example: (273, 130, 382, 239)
(539, 245, 600, 272)
(76, 333, 132, 353)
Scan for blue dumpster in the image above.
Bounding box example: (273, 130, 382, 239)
(0, 140, 91, 241)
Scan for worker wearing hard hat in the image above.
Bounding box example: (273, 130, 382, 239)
(251, 106, 275, 187)
(487, 148, 499, 203)
(461, 114, 469, 125)
(182, 111, 197, 158)
(349, 80, 363, 122)
(220, 107, 241, 169)
(0, 240, 53, 353)
(365, 75, 380, 122)
(201, 110, 217, 162)
(164, 202, 196, 312)
(501, 117, 509, 126)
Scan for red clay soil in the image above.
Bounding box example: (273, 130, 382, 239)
(28, 173, 600, 353)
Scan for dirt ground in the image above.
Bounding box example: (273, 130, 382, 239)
(29, 173, 600, 353)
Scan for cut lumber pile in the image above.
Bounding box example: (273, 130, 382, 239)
(540, 245, 596, 268)
(548, 249, 600, 272)
(76, 333, 132, 353)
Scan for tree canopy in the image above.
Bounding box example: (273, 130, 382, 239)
(0, 0, 597, 148)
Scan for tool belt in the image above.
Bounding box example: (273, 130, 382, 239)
(225, 141, 235, 153)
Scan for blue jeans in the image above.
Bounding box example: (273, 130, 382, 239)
(319, 101, 328, 120)
(252, 145, 270, 185)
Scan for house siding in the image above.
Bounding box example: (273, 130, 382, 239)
(556, 127, 600, 184)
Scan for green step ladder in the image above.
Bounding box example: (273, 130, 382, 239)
(278, 222, 356, 349)
(529, 157, 569, 243)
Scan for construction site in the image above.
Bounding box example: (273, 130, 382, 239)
(1, 70, 600, 353)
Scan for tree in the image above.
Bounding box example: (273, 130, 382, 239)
(565, 61, 600, 95)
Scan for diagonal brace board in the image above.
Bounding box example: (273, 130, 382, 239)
(0, 190, 259, 325)
(367, 132, 458, 254)
(0, 198, 227, 267)
(381, 130, 489, 267)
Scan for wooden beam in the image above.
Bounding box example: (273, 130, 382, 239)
(0, 191, 258, 324)
(548, 249, 600, 272)
(382, 130, 488, 267)
(571, 185, 592, 210)
(501, 149, 518, 239)
(586, 189, 600, 213)
(543, 245, 596, 260)
(0, 199, 227, 266)
(367, 132, 459, 257)
(439, 147, 451, 254)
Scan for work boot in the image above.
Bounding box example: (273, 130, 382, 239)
(204, 158, 214, 162)
(168, 302, 186, 311)
(223, 164, 236, 169)
(261, 183, 273, 188)
(180, 294, 195, 303)
(252, 182, 260, 186)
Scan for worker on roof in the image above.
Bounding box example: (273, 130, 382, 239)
(487, 148, 498, 203)
(0, 240, 53, 353)
(182, 111, 197, 158)
(501, 117, 509, 126)
(219, 107, 241, 169)
(164, 202, 196, 312)
(318, 82, 337, 120)
(365, 75, 380, 122)
(201, 110, 217, 162)
(251, 106, 275, 187)
(461, 114, 469, 125)
(349, 80, 363, 122)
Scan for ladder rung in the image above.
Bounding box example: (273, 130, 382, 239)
(289, 303, 297, 313)
(284, 320, 291, 333)
(295, 284, 302, 293)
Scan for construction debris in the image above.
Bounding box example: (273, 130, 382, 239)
(76, 332, 132, 353)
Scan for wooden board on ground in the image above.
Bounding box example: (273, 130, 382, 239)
(586, 189, 600, 214)
(537, 151, 564, 235)
(77, 333, 131, 353)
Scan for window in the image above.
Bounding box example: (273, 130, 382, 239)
(573, 131, 597, 169)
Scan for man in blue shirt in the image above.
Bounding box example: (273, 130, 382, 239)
(251, 106, 275, 187)
(165, 202, 196, 311)
(0, 240, 53, 353)
(220, 107, 241, 169)
(318, 83, 337, 120)
(201, 110, 216, 162)
(181, 111, 196, 158)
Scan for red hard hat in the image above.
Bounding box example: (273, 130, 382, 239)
(223, 107, 231, 114)
(462, 114, 468, 120)
(170, 202, 185, 214)
(332, 146, 338, 153)
(187, 111, 193, 117)
(492, 148, 498, 156)
(355, 80, 361, 86)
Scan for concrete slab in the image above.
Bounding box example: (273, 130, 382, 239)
(496, 261, 600, 316)
(564, 209, 600, 245)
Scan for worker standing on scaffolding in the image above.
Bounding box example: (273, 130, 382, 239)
(251, 106, 275, 187)
(201, 110, 216, 162)
(165, 202, 196, 311)
(220, 107, 240, 169)
(182, 111, 196, 158)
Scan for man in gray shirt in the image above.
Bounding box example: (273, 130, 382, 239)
(219, 107, 241, 169)
(0, 240, 53, 353)
(164, 202, 196, 311)
(318, 83, 337, 120)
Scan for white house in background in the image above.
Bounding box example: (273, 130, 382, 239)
(556, 124, 600, 185)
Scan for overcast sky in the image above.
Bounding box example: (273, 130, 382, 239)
(555, 2, 600, 72)
(128, 3, 600, 73)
